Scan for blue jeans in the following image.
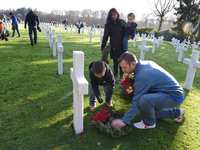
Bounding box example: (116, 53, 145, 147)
(123, 35, 129, 51)
(137, 93, 182, 125)
(89, 84, 113, 106)
(12, 24, 20, 37)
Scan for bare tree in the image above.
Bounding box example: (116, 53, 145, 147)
(153, 0, 175, 31)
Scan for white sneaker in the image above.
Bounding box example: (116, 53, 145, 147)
(174, 109, 185, 123)
(133, 120, 156, 129)
(90, 103, 96, 111)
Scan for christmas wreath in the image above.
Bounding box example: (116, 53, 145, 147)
(91, 105, 132, 138)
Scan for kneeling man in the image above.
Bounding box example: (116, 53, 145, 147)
(112, 52, 185, 129)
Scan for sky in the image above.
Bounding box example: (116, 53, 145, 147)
(1, 0, 175, 20)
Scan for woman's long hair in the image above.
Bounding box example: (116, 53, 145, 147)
(106, 8, 120, 24)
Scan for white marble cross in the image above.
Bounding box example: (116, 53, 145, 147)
(192, 42, 199, 52)
(176, 42, 188, 62)
(89, 27, 95, 43)
(158, 36, 164, 44)
(100, 29, 104, 46)
(52, 33, 57, 57)
(183, 50, 200, 90)
(70, 51, 88, 134)
(132, 38, 137, 47)
(57, 44, 64, 75)
(171, 38, 180, 49)
(152, 37, 159, 53)
(139, 40, 149, 60)
(57, 33, 62, 46)
(49, 30, 55, 49)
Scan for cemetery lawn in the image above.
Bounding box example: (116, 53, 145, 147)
(0, 28, 200, 150)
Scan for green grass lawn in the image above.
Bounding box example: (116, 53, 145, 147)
(0, 27, 200, 150)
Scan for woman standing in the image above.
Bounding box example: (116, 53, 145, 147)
(101, 8, 126, 79)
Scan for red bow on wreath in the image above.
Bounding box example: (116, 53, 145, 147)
(91, 106, 111, 122)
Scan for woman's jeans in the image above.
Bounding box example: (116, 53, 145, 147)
(123, 35, 129, 51)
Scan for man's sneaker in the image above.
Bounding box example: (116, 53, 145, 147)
(133, 120, 156, 129)
(174, 109, 185, 123)
(90, 103, 96, 111)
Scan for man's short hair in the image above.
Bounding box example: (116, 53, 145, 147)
(128, 13, 135, 19)
(91, 61, 106, 74)
(118, 52, 138, 64)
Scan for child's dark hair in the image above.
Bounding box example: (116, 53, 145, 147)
(91, 61, 106, 74)
(128, 13, 135, 19)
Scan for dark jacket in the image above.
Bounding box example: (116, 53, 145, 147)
(89, 62, 115, 100)
(125, 22, 137, 39)
(25, 11, 39, 28)
(101, 19, 126, 59)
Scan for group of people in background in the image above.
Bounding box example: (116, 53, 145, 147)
(89, 8, 185, 130)
(0, 10, 40, 46)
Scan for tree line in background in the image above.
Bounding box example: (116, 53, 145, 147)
(0, 7, 174, 29)
(0, 0, 200, 40)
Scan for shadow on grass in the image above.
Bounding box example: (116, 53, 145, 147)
(0, 31, 199, 150)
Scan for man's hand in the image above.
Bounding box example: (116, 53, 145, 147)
(111, 119, 126, 129)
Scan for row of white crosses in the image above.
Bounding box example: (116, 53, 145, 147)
(171, 37, 200, 90)
(42, 24, 89, 134)
(171, 38, 190, 62)
(152, 36, 163, 54)
(171, 38, 180, 49)
(41, 23, 64, 75)
(138, 33, 164, 60)
(137, 33, 164, 55)
(131, 33, 140, 47)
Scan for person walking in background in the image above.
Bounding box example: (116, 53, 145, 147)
(9, 12, 20, 37)
(25, 10, 40, 46)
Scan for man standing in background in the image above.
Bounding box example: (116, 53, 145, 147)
(25, 10, 40, 46)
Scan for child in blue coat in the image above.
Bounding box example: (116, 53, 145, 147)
(123, 13, 137, 51)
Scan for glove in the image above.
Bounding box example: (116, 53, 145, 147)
(37, 26, 42, 32)
(97, 97, 103, 104)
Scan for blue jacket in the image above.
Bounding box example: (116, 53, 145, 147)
(121, 61, 184, 124)
(11, 16, 18, 26)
